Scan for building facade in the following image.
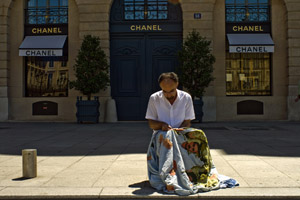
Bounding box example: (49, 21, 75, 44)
(0, 0, 300, 122)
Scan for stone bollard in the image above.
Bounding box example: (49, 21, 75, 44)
(22, 149, 37, 178)
(105, 99, 118, 122)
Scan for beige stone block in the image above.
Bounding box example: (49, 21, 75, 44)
(0, 77, 7, 86)
(272, 85, 288, 96)
(79, 13, 109, 22)
(0, 33, 8, 42)
(0, 69, 7, 78)
(182, 3, 214, 12)
(288, 85, 299, 95)
(288, 29, 300, 38)
(286, 3, 300, 12)
(286, 0, 300, 3)
(0, 25, 8, 34)
(288, 75, 300, 84)
(79, 31, 109, 40)
(0, 43, 8, 51)
(0, 17, 7, 26)
(100, 39, 110, 49)
(288, 38, 300, 47)
(217, 96, 287, 121)
(288, 11, 300, 20)
(288, 20, 300, 29)
(0, 6, 9, 16)
(0, 0, 13, 7)
(289, 67, 300, 76)
(289, 58, 300, 66)
(79, 22, 109, 31)
(78, 5, 110, 14)
(289, 47, 300, 56)
(184, 20, 213, 30)
(0, 61, 8, 69)
(183, 29, 213, 38)
(0, 53, 8, 61)
(183, 12, 213, 21)
(0, 86, 7, 97)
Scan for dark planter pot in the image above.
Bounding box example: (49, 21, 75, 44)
(76, 96, 100, 123)
(193, 97, 203, 123)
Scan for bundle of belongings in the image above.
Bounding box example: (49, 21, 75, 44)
(147, 128, 239, 196)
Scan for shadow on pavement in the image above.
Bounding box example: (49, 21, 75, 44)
(0, 121, 300, 157)
(129, 180, 160, 195)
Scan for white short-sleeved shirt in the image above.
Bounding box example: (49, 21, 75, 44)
(145, 89, 195, 128)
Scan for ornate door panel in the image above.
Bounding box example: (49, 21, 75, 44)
(110, 0, 182, 120)
(110, 34, 182, 120)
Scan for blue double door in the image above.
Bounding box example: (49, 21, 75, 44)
(110, 33, 182, 120)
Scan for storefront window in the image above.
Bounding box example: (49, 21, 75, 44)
(26, 57, 68, 97)
(124, 0, 168, 20)
(226, 0, 269, 22)
(26, 0, 68, 24)
(226, 53, 271, 95)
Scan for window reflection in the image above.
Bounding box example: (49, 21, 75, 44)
(26, 57, 68, 97)
(124, 0, 168, 20)
(226, 53, 271, 95)
(225, 0, 269, 22)
(26, 0, 68, 24)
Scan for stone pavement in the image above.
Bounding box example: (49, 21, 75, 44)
(0, 121, 300, 199)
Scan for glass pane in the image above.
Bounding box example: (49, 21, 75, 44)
(148, 11, 157, 19)
(249, 13, 258, 21)
(37, 16, 46, 24)
(135, 11, 144, 19)
(60, 16, 68, 23)
(28, 16, 36, 24)
(37, 0, 47, 7)
(226, 53, 271, 96)
(135, 4, 144, 11)
(226, 14, 235, 21)
(124, 2, 134, 11)
(61, 0, 68, 6)
(158, 4, 167, 10)
(50, 0, 59, 6)
(148, 2, 157, 10)
(259, 13, 268, 21)
(124, 0, 168, 20)
(259, 0, 268, 3)
(225, 0, 234, 4)
(28, 0, 36, 7)
(248, 0, 257, 4)
(236, 0, 246, 4)
(158, 11, 167, 19)
(125, 12, 134, 19)
(26, 58, 68, 97)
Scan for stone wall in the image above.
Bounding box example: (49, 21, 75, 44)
(74, 0, 113, 122)
(285, 0, 300, 120)
(0, 0, 12, 121)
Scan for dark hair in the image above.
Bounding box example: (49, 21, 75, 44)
(158, 72, 179, 84)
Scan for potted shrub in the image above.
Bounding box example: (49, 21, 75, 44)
(69, 35, 110, 123)
(177, 30, 215, 122)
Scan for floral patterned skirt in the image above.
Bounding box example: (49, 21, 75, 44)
(147, 128, 238, 195)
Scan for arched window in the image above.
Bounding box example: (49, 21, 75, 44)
(226, 0, 269, 22)
(26, 0, 68, 24)
(124, 0, 168, 20)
